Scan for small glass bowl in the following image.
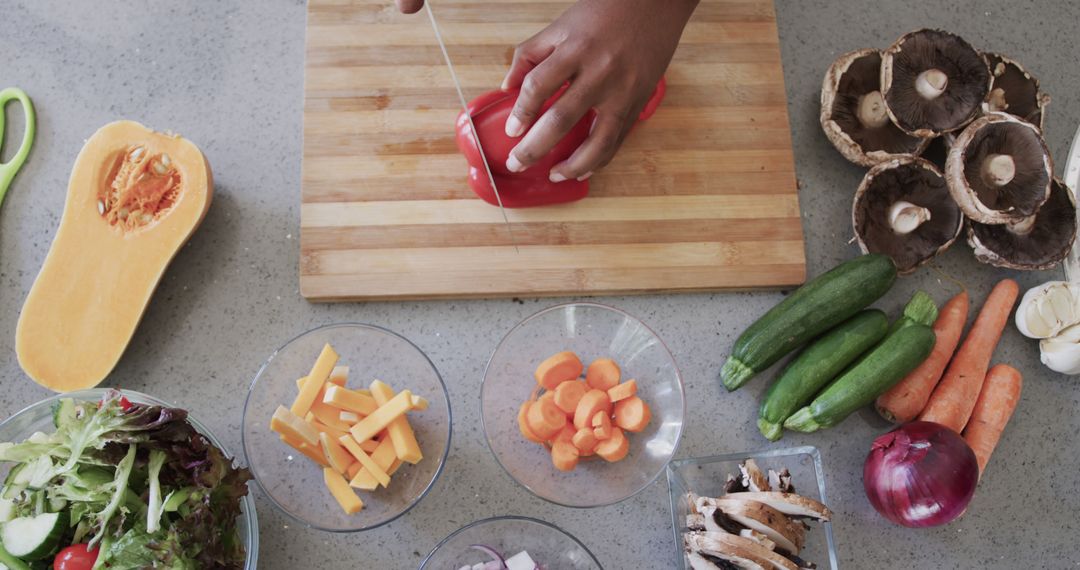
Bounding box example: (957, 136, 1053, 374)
(419, 515, 602, 569)
(0, 388, 259, 569)
(242, 323, 451, 532)
(482, 302, 685, 508)
(667, 446, 839, 570)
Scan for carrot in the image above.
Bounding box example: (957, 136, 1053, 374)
(572, 428, 598, 455)
(877, 291, 970, 423)
(613, 396, 652, 433)
(526, 396, 567, 440)
(553, 380, 588, 414)
(573, 389, 612, 429)
(551, 424, 576, 445)
(535, 351, 583, 391)
(592, 412, 612, 440)
(920, 279, 1019, 433)
(586, 358, 621, 391)
(595, 427, 629, 462)
(518, 402, 544, 443)
(963, 364, 1022, 476)
(551, 440, 580, 471)
(607, 379, 638, 403)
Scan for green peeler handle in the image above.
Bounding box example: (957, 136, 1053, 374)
(0, 87, 36, 207)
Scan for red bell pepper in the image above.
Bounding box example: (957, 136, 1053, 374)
(455, 77, 667, 208)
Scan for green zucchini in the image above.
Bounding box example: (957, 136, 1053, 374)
(721, 254, 897, 391)
(784, 323, 936, 432)
(758, 309, 889, 441)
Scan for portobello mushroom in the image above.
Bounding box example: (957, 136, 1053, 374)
(724, 492, 833, 521)
(739, 529, 778, 551)
(968, 177, 1078, 270)
(686, 534, 769, 570)
(946, 112, 1053, 224)
(982, 52, 1050, 130)
(739, 459, 771, 492)
(821, 48, 929, 166)
(853, 156, 963, 274)
(767, 469, 794, 494)
(698, 500, 806, 554)
(686, 531, 798, 570)
(881, 29, 991, 137)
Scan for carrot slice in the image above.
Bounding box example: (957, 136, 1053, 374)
(921, 280, 1019, 433)
(613, 396, 652, 433)
(551, 424, 576, 445)
(572, 428, 599, 455)
(962, 364, 1023, 476)
(526, 397, 567, 440)
(594, 427, 629, 462)
(535, 351, 583, 391)
(586, 358, 621, 391)
(518, 402, 545, 443)
(551, 440, 580, 472)
(553, 380, 588, 414)
(607, 379, 638, 403)
(573, 389, 612, 429)
(592, 411, 613, 440)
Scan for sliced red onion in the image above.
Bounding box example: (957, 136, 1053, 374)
(469, 544, 507, 569)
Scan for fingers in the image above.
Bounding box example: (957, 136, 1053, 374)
(506, 83, 592, 173)
(501, 40, 556, 92)
(549, 98, 642, 181)
(503, 54, 577, 140)
(395, 0, 424, 13)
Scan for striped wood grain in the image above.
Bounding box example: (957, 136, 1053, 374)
(301, 0, 805, 301)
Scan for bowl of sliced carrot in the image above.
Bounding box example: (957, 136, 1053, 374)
(242, 323, 451, 532)
(482, 302, 685, 508)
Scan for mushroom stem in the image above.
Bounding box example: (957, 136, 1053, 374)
(986, 87, 1009, 113)
(980, 154, 1017, 188)
(889, 200, 932, 235)
(915, 69, 949, 100)
(856, 91, 890, 129)
(1006, 214, 1037, 236)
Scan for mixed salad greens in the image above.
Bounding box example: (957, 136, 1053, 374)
(0, 391, 251, 569)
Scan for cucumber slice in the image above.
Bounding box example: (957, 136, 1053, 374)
(52, 399, 79, 429)
(0, 511, 67, 560)
(162, 487, 193, 512)
(11, 457, 55, 491)
(0, 499, 13, 523)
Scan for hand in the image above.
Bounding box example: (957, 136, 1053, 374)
(395, 0, 424, 14)
(502, 0, 698, 182)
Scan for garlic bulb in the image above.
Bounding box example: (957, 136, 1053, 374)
(1040, 323, 1080, 375)
(1015, 281, 1080, 339)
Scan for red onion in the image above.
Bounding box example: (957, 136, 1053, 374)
(863, 421, 979, 527)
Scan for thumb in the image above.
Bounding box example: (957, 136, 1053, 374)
(395, 0, 425, 13)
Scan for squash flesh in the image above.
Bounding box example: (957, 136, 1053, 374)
(16, 120, 212, 392)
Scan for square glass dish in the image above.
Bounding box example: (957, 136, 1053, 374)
(667, 446, 839, 569)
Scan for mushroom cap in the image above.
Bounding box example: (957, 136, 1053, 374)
(853, 156, 963, 275)
(968, 178, 1077, 270)
(982, 52, 1050, 130)
(946, 112, 1052, 224)
(881, 29, 991, 137)
(821, 48, 929, 166)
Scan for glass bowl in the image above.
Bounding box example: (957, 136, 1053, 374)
(0, 388, 259, 569)
(242, 323, 451, 532)
(419, 515, 602, 569)
(482, 302, 685, 508)
(667, 446, 839, 570)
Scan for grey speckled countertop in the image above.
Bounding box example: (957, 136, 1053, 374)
(2, 1, 1079, 568)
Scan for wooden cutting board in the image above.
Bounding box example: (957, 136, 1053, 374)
(301, 0, 805, 301)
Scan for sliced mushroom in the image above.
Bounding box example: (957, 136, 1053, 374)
(946, 112, 1052, 224)
(725, 473, 749, 494)
(699, 500, 806, 554)
(739, 459, 771, 492)
(853, 156, 963, 274)
(968, 177, 1077, 270)
(739, 529, 778, 552)
(686, 533, 769, 570)
(704, 506, 750, 535)
(821, 48, 929, 166)
(728, 492, 833, 521)
(881, 29, 991, 137)
(688, 513, 707, 531)
(982, 52, 1050, 130)
(767, 469, 795, 494)
(686, 532, 798, 570)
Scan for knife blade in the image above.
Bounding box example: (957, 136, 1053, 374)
(1063, 123, 1080, 281)
(424, 0, 519, 252)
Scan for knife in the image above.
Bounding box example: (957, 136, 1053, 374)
(1063, 123, 1080, 281)
(424, 0, 519, 252)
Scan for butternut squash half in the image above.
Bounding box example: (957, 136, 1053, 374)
(16, 120, 212, 392)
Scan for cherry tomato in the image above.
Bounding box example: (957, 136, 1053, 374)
(54, 544, 100, 570)
(98, 395, 133, 411)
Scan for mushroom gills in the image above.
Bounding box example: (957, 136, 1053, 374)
(982, 52, 1049, 129)
(967, 177, 1077, 270)
(685, 531, 799, 570)
(697, 499, 806, 554)
(686, 534, 769, 570)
